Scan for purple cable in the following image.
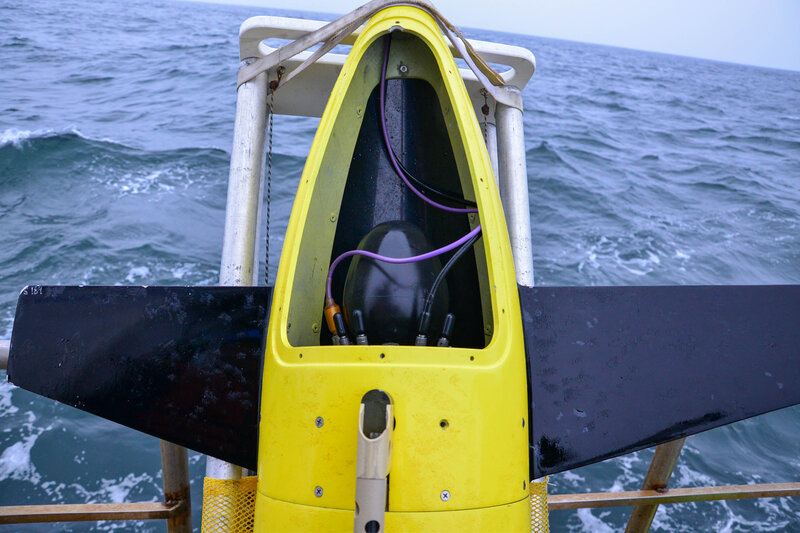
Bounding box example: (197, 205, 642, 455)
(379, 35, 477, 215)
(326, 223, 482, 301)
(324, 35, 484, 305)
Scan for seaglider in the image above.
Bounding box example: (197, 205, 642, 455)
(6, 1, 800, 531)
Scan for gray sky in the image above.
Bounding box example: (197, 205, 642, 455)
(190, 0, 800, 71)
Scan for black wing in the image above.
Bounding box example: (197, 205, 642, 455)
(8, 285, 270, 470)
(521, 285, 800, 478)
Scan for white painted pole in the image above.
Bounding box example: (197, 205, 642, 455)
(0, 339, 9, 370)
(484, 120, 499, 184)
(207, 68, 268, 480)
(495, 87, 534, 287)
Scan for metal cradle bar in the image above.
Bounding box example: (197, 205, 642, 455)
(495, 87, 534, 288)
(0, 339, 8, 369)
(218, 70, 269, 292)
(206, 65, 269, 483)
(625, 438, 686, 532)
(549, 481, 800, 510)
(238, 15, 535, 119)
(484, 120, 499, 183)
(161, 440, 192, 533)
(0, 502, 182, 524)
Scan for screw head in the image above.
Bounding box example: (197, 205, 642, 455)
(311, 322, 320, 333)
(315, 417, 324, 428)
(314, 486, 323, 497)
(398, 63, 409, 74)
(440, 490, 450, 502)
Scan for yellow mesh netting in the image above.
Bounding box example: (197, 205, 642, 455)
(200, 475, 547, 531)
(201, 476, 258, 533)
(530, 476, 549, 533)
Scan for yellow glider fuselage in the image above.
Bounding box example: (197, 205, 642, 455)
(255, 6, 529, 530)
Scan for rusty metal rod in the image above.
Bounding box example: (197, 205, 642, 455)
(549, 481, 800, 510)
(0, 502, 181, 524)
(624, 438, 686, 532)
(161, 440, 192, 533)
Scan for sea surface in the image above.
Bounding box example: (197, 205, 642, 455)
(1, 0, 799, 531)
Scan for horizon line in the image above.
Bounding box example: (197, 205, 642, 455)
(177, 0, 800, 73)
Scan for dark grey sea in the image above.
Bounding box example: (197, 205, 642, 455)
(1, 0, 799, 530)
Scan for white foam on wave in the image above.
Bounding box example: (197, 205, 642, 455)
(755, 497, 789, 525)
(39, 471, 159, 533)
(605, 451, 647, 493)
(3, 126, 223, 199)
(115, 169, 177, 195)
(96, 519, 149, 532)
(88, 261, 215, 286)
(188, 451, 204, 465)
(83, 264, 107, 283)
(171, 262, 197, 280)
(575, 233, 697, 280)
(715, 499, 789, 533)
(0, 433, 41, 484)
(650, 505, 686, 532)
(576, 508, 615, 532)
(559, 470, 586, 484)
(674, 461, 716, 487)
(0, 126, 88, 148)
(91, 163, 206, 198)
(650, 457, 794, 532)
(71, 472, 157, 504)
(0, 410, 49, 485)
(0, 380, 18, 418)
(81, 260, 211, 288)
(125, 266, 152, 283)
(70, 473, 157, 532)
(617, 250, 661, 276)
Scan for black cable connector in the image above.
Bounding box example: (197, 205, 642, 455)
(417, 311, 431, 337)
(437, 313, 456, 347)
(353, 309, 368, 345)
(333, 312, 350, 345)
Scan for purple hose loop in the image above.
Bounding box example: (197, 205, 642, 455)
(324, 34, 485, 305)
(325, 224, 482, 301)
(379, 35, 478, 215)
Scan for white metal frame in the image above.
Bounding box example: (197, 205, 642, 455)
(238, 15, 535, 120)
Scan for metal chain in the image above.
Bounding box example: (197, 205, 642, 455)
(265, 92, 273, 286)
(265, 67, 284, 286)
(480, 88, 490, 142)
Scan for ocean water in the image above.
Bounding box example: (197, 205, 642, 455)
(1, 0, 799, 531)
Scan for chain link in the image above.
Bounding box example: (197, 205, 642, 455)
(265, 92, 273, 286)
(265, 66, 284, 286)
(480, 88, 490, 142)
